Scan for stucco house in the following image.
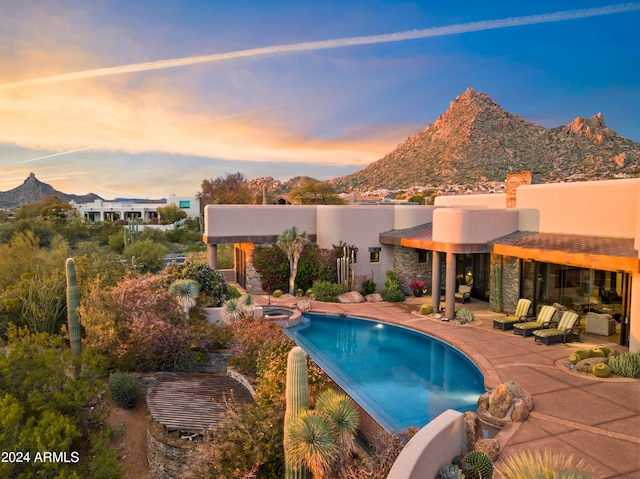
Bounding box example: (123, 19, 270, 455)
(202, 173, 639, 353)
(72, 193, 200, 222)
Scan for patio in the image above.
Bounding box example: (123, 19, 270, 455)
(256, 293, 640, 479)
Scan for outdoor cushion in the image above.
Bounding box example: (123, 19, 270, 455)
(533, 311, 580, 345)
(513, 305, 557, 337)
(493, 298, 532, 330)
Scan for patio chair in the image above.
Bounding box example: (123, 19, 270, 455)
(533, 311, 580, 345)
(513, 305, 557, 337)
(454, 284, 472, 303)
(493, 298, 532, 331)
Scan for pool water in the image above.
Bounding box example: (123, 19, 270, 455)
(286, 313, 485, 431)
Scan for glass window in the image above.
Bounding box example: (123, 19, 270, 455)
(418, 250, 428, 263)
(370, 251, 380, 263)
(179, 200, 190, 208)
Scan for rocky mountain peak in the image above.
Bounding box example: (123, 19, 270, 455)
(564, 113, 615, 144)
(0, 174, 103, 210)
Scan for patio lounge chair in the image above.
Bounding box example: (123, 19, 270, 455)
(513, 305, 557, 337)
(533, 311, 580, 345)
(493, 298, 531, 331)
(454, 284, 472, 303)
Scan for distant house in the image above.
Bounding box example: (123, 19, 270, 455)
(202, 173, 639, 353)
(72, 194, 200, 222)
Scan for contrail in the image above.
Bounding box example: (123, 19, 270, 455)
(1, 3, 638, 91)
(20, 145, 103, 163)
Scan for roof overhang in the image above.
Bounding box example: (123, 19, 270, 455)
(203, 234, 317, 244)
(490, 232, 638, 273)
(379, 223, 489, 254)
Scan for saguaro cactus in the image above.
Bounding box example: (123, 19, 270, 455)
(284, 346, 310, 479)
(65, 258, 81, 374)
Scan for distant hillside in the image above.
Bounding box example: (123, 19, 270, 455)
(331, 88, 640, 191)
(0, 173, 102, 210)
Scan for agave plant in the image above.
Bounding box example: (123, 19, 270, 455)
(169, 279, 199, 318)
(220, 298, 244, 324)
(287, 410, 339, 479)
(496, 450, 597, 479)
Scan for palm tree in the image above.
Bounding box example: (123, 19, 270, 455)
(277, 226, 310, 294)
(168, 279, 199, 318)
(287, 410, 338, 479)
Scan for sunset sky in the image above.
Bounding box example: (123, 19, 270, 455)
(1, 1, 639, 199)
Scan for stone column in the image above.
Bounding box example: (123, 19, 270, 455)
(432, 251, 441, 313)
(445, 252, 457, 320)
(207, 243, 218, 270)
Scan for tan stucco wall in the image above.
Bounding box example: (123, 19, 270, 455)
(316, 205, 395, 286)
(392, 204, 436, 229)
(434, 193, 506, 208)
(204, 204, 317, 238)
(432, 208, 519, 244)
(516, 179, 640, 237)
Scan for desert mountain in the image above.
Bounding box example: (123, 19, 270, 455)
(0, 173, 102, 210)
(331, 88, 640, 191)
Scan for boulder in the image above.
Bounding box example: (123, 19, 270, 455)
(487, 384, 512, 419)
(296, 300, 311, 312)
(510, 398, 530, 422)
(504, 381, 533, 411)
(577, 356, 608, 373)
(337, 291, 365, 303)
(463, 412, 483, 453)
(365, 293, 383, 302)
(475, 439, 500, 461)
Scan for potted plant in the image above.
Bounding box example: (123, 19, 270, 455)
(409, 281, 427, 297)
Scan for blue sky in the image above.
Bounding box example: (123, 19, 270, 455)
(1, 1, 639, 199)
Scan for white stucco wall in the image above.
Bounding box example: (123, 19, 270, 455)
(204, 205, 318, 238)
(516, 179, 640, 237)
(432, 208, 519, 244)
(434, 193, 506, 208)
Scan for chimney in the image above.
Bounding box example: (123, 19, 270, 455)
(262, 184, 268, 205)
(505, 171, 540, 208)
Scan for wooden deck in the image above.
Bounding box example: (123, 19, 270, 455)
(147, 372, 253, 438)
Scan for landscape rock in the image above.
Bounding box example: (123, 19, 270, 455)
(577, 356, 608, 373)
(510, 398, 530, 422)
(487, 384, 512, 419)
(463, 412, 483, 453)
(337, 291, 365, 303)
(296, 300, 311, 312)
(365, 293, 383, 302)
(475, 439, 500, 461)
(504, 380, 533, 411)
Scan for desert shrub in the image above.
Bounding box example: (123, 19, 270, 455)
(496, 450, 597, 479)
(295, 245, 339, 291)
(361, 276, 377, 296)
(312, 280, 345, 302)
(227, 285, 242, 299)
(122, 238, 168, 272)
(343, 431, 411, 478)
(384, 270, 401, 290)
(608, 352, 640, 378)
(380, 288, 405, 302)
(252, 244, 289, 292)
(455, 307, 475, 323)
(166, 261, 229, 306)
(109, 372, 140, 408)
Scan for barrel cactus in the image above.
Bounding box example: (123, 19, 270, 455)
(592, 363, 611, 378)
(596, 345, 611, 356)
(461, 450, 494, 479)
(573, 349, 591, 360)
(456, 307, 474, 324)
(420, 304, 433, 315)
(284, 347, 310, 479)
(589, 347, 606, 358)
(568, 353, 581, 365)
(65, 258, 81, 375)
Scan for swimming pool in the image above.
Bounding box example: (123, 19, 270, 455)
(286, 313, 485, 431)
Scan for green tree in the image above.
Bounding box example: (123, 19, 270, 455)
(277, 227, 310, 294)
(289, 180, 345, 205)
(156, 203, 188, 223)
(197, 172, 254, 207)
(122, 238, 169, 272)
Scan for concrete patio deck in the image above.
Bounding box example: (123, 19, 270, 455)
(256, 294, 640, 479)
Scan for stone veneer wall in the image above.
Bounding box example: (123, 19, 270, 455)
(147, 420, 208, 479)
(237, 243, 264, 294)
(505, 171, 541, 208)
(392, 246, 432, 295)
(500, 256, 522, 314)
